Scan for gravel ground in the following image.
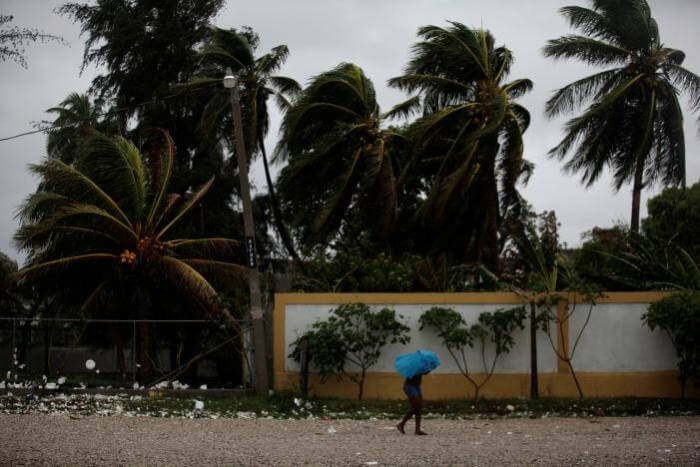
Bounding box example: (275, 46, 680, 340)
(1, 415, 699, 466)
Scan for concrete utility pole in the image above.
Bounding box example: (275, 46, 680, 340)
(223, 68, 268, 393)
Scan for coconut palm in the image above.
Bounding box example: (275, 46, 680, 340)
(14, 130, 245, 377)
(544, 0, 700, 232)
(275, 63, 415, 248)
(44, 93, 115, 165)
(175, 27, 301, 261)
(389, 22, 533, 271)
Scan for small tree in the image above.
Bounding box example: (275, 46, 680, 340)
(290, 303, 410, 399)
(419, 306, 526, 401)
(643, 291, 700, 399)
(513, 211, 602, 399)
(534, 282, 602, 399)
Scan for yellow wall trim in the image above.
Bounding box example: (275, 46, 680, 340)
(275, 370, 697, 400)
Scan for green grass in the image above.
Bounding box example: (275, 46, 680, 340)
(2, 390, 698, 419)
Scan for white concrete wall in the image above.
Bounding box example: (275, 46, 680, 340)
(285, 303, 558, 374)
(284, 300, 678, 375)
(569, 302, 677, 372)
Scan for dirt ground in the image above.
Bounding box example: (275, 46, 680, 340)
(1, 414, 699, 466)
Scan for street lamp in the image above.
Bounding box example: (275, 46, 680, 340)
(224, 67, 268, 393)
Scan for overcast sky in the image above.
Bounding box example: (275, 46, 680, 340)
(1, 0, 699, 264)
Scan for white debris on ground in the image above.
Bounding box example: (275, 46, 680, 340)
(194, 400, 204, 411)
(85, 360, 96, 370)
(199, 384, 207, 390)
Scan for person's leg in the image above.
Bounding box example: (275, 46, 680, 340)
(413, 395, 427, 435)
(397, 396, 416, 434)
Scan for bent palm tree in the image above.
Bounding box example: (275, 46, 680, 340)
(544, 0, 700, 232)
(276, 63, 414, 247)
(44, 93, 115, 165)
(14, 130, 246, 375)
(176, 27, 301, 261)
(389, 22, 533, 271)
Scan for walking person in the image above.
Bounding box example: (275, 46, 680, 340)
(394, 350, 440, 436)
(396, 372, 427, 435)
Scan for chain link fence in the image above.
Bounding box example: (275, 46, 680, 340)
(0, 317, 250, 390)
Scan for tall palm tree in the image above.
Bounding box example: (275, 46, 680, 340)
(389, 22, 533, 271)
(45, 93, 115, 165)
(14, 129, 245, 377)
(544, 0, 700, 232)
(275, 63, 415, 248)
(176, 27, 302, 261)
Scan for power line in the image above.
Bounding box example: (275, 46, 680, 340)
(0, 83, 219, 143)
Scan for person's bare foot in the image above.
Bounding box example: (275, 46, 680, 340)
(396, 423, 405, 434)
(415, 430, 428, 435)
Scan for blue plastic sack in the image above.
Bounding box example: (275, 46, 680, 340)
(395, 350, 441, 378)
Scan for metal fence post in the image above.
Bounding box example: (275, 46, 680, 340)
(132, 320, 137, 387)
(11, 318, 15, 369)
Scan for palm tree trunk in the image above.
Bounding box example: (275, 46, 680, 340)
(530, 303, 539, 398)
(482, 155, 500, 273)
(258, 137, 303, 265)
(631, 161, 644, 232)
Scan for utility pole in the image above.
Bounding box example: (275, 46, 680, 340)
(223, 68, 268, 393)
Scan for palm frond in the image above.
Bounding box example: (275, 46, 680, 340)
(544, 35, 631, 66)
(256, 45, 289, 75)
(75, 132, 148, 221)
(502, 79, 533, 100)
(268, 75, 301, 98)
(665, 63, 700, 111)
(167, 238, 241, 259)
(545, 68, 622, 117)
(157, 177, 214, 239)
(559, 5, 624, 46)
(180, 259, 248, 289)
(14, 253, 117, 284)
(144, 129, 175, 226)
(15, 203, 138, 250)
(29, 158, 133, 228)
(382, 96, 422, 120)
(155, 256, 223, 318)
(312, 148, 363, 236)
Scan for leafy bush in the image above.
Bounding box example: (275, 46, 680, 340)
(644, 291, 700, 398)
(419, 306, 526, 400)
(289, 303, 411, 399)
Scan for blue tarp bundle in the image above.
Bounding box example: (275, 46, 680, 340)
(395, 350, 441, 378)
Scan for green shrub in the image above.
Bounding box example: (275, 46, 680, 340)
(289, 303, 411, 399)
(644, 291, 700, 398)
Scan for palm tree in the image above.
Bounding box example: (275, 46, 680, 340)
(44, 93, 116, 165)
(14, 129, 245, 379)
(544, 0, 700, 232)
(0, 250, 21, 315)
(176, 27, 302, 262)
(389, 22, 533, 271)
(275, 63, 415, 248)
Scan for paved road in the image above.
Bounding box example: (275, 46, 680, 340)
(1, 415, 699, 465)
